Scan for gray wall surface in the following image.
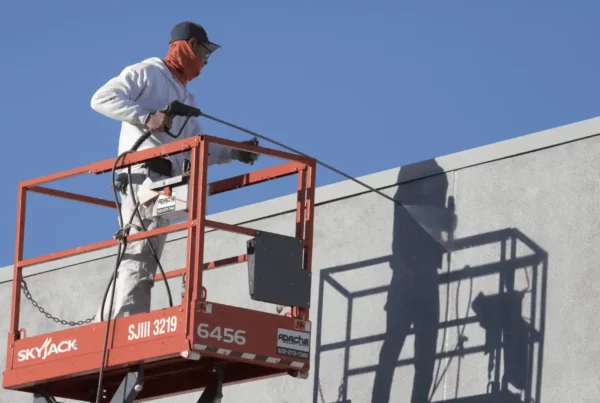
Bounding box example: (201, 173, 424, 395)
(2, 117, 600, 402)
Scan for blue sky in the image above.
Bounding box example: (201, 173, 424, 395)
(1, 1, 599, 265)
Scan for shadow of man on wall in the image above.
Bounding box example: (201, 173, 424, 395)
(372, 159, 454, 403)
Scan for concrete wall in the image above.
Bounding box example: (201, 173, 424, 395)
(2, 117, 600, 402)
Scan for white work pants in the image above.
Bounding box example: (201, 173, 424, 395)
(96, 167, 169, 322)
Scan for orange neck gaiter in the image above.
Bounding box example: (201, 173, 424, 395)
(163, 41, 202, 86)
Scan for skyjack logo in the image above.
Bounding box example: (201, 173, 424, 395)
(17, 337, 78, 362)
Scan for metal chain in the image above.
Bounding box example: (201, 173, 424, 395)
(318, 378, 326, 403)
(317, 377, 346, 403)
(21, 279, 95, 326)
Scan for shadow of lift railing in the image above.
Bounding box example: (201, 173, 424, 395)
(313, 228, 547, 403)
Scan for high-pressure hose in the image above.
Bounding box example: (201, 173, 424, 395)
(94, 147, 166, 402)
(201, 112, 401, 206)
(95, 101, 201, 402)
(197, 109, 451, 253)
(95, 150, 148, 403)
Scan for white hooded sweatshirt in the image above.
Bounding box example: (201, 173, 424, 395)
(90, 57, 233, 173)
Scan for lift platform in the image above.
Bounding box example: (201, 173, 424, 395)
(3, 135, 317, 402)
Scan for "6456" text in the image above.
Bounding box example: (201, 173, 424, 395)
(197, 323, 246, 345)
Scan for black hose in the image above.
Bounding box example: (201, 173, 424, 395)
(98, 200, 139, 323)
(98, 152, 138, 321)
(198, 111, 452, 255)
(94, 132, 174, 402)
(199, 112, 401, 206)
(130, 131, 152, 154)
(126, 163, 173, 308)
(95, 150, 132, 403)
(95, 241, 126, 403)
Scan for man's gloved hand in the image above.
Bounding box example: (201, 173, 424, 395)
(145, 111, 172, 133)
(232, 138, 260, 164)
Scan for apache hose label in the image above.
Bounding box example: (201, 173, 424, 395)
(277, 328, 310, 360)
(156, 196, 176, 215)
(17, 337, 78, 362)
(157, 204, 175, 214)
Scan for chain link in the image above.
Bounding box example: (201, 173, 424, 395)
(318, 378, 326, 403)
(317, 377, 346, 403)
(21, 279, 95, 327)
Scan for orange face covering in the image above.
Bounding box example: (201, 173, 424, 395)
(163, 40, 203, 86)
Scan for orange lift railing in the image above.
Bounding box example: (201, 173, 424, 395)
(3, 134, 316, 402)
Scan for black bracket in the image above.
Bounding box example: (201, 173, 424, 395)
(32, 390, 60, 403)
(110, 366, 144, 403)
(197, 367, 225, 403)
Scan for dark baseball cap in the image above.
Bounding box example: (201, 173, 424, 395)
(169, 21, 220, 53)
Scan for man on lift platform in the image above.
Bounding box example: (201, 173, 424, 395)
(90, 21, 259, 323)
